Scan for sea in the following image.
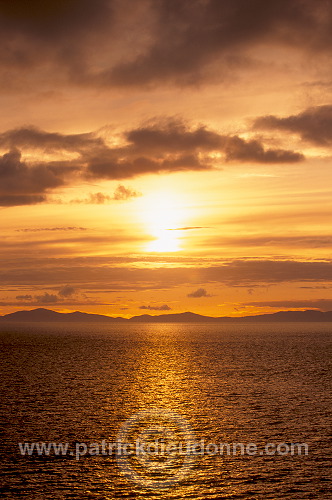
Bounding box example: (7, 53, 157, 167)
(0, 322, 331, 499)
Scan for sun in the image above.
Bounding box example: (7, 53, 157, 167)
(148, 229, 180, 252)
(139, 190, 190, 252)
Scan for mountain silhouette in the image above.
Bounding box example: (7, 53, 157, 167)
(1, 308, 332, 322)
(0, 308, 126, 322)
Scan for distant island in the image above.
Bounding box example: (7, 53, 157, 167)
(1, 308, 332, 322)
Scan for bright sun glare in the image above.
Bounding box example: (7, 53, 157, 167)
(140, 191, 189, 252)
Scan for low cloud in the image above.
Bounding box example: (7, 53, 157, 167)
(13, 285, 77, 305)
(2, 258, 332, 291)
(34, 292, 59, 304)
(58, 285, 76, 297)
(253, 105, 332, 146)
(187, 288, 211, 298)
(139, 304, 172, 311)
(0, 148, 70, 207)
(243, 299, 332, 312)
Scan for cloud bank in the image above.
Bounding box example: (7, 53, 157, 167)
(1, 0, 332, 88)
(0, 120, 304, 206)
(254, 105, 332, 146)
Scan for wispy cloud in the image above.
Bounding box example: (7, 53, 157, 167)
(70, 185, 141, 204)
(167, 226, 209, 231)
(16, 227, 87, 232)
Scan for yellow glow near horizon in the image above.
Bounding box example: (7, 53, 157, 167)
(139, 191, 190, 252)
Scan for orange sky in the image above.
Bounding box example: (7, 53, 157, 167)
(0, 0, 332, 317)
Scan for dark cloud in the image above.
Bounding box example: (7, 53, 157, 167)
(58, 285, 76, 297)
(139, 304, 171, 311)
(124, 120, 303, 164)
(243, 299, 332, 312)
(221, 135, 303, 163)
(0, 0, 113, 40)
(86, 121, 302, 181)
(0, 121, 303, 206)
(85, 152, 211, 180)
(201, 260, 332, 285)
(253, 105, 332, 146)
(0, 194, 45, 206)
(34, 292, 58, 304)
(0, 149, 66, 206)
(0, 125, 207, 205)
(1, 257, 332, 289)
(0, 126, 104, 152)
(1, 1, 332, 88)
(187, 288, 211, 298)
(104, 0, 332, 87)
(13, 286, 76, 304)
(0, 0, 114, 85)
(126, 120, 222, 153)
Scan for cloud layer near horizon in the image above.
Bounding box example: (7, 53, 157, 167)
(1, 257, 331, 288)
(243, 299, 332, 311)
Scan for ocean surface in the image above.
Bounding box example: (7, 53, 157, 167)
(0, 322, 331, 499)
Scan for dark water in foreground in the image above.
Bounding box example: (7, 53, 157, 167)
(0, 322, 331, 499)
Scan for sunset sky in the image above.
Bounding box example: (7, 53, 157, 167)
(1, 0, 332, 317)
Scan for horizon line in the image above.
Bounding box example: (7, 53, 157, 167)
(1, 307, 331, 322)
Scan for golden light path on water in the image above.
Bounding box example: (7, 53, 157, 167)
(117, 324, 206, 494)
(105, 324, 243, 497)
